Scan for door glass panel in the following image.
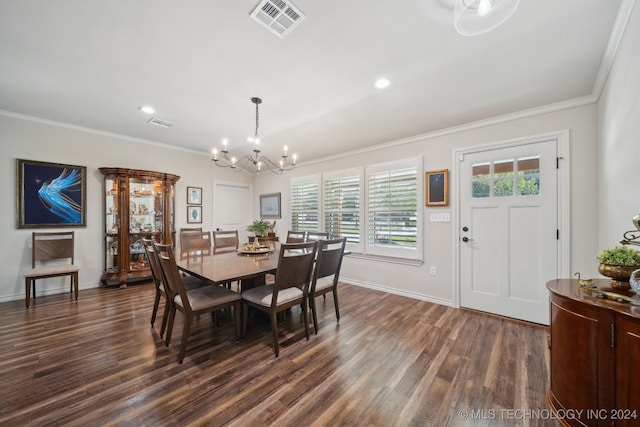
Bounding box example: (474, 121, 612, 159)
(472, 162, 490, 198)
(517, 156, 540, 196)
(494, 159, 514, 197)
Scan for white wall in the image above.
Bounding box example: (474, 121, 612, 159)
(598, 2, 640, 249)
(0, 114, 251, 301)
(254, 104, 601, 305)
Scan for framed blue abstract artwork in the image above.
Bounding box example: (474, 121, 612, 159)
(17, 159, 87, 228)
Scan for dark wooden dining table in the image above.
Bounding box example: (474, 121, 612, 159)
(175, 244, 280, 292)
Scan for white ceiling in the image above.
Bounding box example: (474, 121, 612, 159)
(0, 0, 627, 163)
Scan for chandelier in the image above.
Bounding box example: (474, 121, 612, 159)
(453, 0, 520, 36)
(211, 97, 297, 174)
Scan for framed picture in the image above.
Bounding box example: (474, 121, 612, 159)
(187, 205, 202, 223)
(425, 169, 449, 206)
(17, 159, 87, 228)
(260, 192, 281, 219)
(187, 186, 202, 205)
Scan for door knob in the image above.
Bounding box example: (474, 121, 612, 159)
(462, 237, 470, 242)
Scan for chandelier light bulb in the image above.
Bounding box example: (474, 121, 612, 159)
(283, 145, 288, 153)
(212, 148, 218, 160)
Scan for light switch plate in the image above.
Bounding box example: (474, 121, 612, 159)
(430, 213, 450, 222)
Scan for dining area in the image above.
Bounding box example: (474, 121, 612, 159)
(146, 228, 348, 362)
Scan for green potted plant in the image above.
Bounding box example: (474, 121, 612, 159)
(596, 245, 640, 288)
(247, 219, 271, 237)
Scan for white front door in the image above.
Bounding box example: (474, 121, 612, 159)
(214, 182, 252, 243)
(458, 138, 559, 325)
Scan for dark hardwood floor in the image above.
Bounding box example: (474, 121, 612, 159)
(0, 282, 555, 426)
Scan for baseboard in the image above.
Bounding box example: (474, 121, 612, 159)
(340, 277, 454, 307)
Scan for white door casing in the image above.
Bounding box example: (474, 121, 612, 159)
(454, 132, 570, 325)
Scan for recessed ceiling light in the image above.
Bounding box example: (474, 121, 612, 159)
(139, 105, 155, 114)
(374, 77, 391, 89)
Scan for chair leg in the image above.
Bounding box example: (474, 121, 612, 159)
(177, 314, 192, 363)
(241, 304, 246, 338)
(310, 295, 319, 334)
(160, 301, 170, 337)
(73, 272, 78, 300)
(270, 311, 279, 357)
(32, 281, 36, 300)
(233, 302, 241, 342)
(25, 278, 31, 308)
(151, 291, 161, 326)
(165, 306, 176, 347)
(302, 300, 310, 340)
(333, 288, 340, 322)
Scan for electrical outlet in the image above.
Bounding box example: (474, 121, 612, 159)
(429, 265, 437, 276)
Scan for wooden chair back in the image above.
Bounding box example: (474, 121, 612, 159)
(312, 237, 347, 289)
(306, 231, 329, 241)
(213, 230, 239, 249)
(272, 241, 318, 305)
(179, 227, 203, 247)
(32, 231, 75, 267)
(286, 230, 307, 243)
(155, 243, 191, 311)
(180, 231, 211, 252)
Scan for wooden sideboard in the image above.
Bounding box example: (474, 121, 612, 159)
(546, 279, 640, 427)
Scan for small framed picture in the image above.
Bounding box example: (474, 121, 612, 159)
(425, 169, 449, 206)
(187, 205, 202, 223)
(187, 186, 202, 205)
(260, 192, 281, 219)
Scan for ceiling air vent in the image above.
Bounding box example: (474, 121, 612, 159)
(147, 117, 174, 128)
(250, 0, 306, 38)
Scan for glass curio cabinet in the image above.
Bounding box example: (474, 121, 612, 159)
(99, 167, 179, 287)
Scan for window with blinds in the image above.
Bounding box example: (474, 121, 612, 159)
(366, 158, 421, 259)
(290, 176, 319, 232)
(323, 171, 361, 250)
(289, 157, 422, 262)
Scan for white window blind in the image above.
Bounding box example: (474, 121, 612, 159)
(366, 158, 421, 259)
(323, 168, 363, 252)
(290, 176, 320, 232)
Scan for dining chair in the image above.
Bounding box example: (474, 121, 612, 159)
(24, 231, 79, 308)
(306, 231, 329, 241)
(309, 237, 347, 334)
(143, 238, 206, 337)
(212, 230, 240, 289)
(213, 230, 239, 250)
(180, 230, 212, 253)
(179, 227, 203, 248)
(155, 242, 242, 363)
(241, 241, 318, 357)
(286, 230, 307, 243)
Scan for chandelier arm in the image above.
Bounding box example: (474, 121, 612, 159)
(260, 156, 295, 173)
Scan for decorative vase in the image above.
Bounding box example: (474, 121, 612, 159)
(630, 269, 640, 294)
(598, 263, 640, 288)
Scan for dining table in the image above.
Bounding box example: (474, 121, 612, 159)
(175, 243, 280, 292)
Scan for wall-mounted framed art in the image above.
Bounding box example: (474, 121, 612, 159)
(187, 205, 202, 223)
(425, 169, 449, 206)
(17, 159, 87, 228)
(260, 192, 281, 219)
(187, 186, 202, 205)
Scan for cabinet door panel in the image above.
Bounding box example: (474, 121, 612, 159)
(615, 316, 640, 427)
(549, 296, 614, 426)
